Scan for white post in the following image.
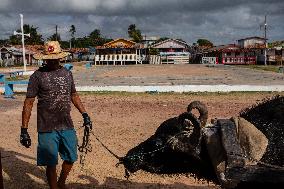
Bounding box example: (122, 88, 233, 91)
(21, 14, 26, 71)
(121, 50, 122, 65)
(136, 49, 138, 64)
(14, 14, 30, 72)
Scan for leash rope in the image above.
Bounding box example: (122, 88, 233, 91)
(122, 131, 194, 160)
(77, 122, 92, 166)
(79, 124, 194, 162)
(90, 131, 121, 159)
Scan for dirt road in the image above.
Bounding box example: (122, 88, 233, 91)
(0, 92, 282, 189)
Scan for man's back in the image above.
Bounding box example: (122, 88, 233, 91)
(26, 66, 76, 132)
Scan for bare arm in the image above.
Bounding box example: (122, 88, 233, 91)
(71, 92, 86, 114)
(22, 97, 35, 128)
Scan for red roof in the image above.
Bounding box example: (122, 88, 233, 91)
(205, 44, 252, 53)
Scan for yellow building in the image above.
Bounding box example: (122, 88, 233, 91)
(95, 38, 144, 65)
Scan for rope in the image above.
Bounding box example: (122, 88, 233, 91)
(90, 131, 121, 160)
(123, 131, 193, 160)
(77, 122, 92, 166)
(79, 125, 194, 163)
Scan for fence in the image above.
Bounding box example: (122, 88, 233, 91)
(160, 55, 189, 64)
(149, 55, 161, 64)
(222, 56, 256, 65)
(202, 57, 218, 64)
(94, 54, 142, 65)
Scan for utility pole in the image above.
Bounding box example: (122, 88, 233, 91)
(55, 25, 58, 41)
(14, 14, 30, 72)
(264, 15, 267, 66)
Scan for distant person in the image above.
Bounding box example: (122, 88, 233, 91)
(20, 41, 92, 189)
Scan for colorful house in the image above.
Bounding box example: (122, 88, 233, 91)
(94, 38, 144, 65)
(266, 47, 284, 65)
(202, 44, 256, 65)
(150, 39, 190, 64)
(0, 46, 36, 67)
(237, 36, 266, 49)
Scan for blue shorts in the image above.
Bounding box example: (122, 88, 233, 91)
(37, 129, 78, 166)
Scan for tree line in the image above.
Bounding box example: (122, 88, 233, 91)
(0, 24, 214, 48)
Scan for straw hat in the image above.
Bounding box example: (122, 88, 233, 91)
(34, 41, 70, 60)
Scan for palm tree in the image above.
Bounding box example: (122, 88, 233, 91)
(69, 25, 76, 48)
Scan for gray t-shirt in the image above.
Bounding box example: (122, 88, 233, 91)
(26, 66, 76, 132)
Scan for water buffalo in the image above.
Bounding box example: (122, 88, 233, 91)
(119, 96, 284, 188)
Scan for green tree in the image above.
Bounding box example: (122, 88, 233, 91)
(74, 36, 92, 48)
(69, 25, 76, 38)
(128, 24, 143, 43)
(197, 38, 213, 47)
(88, 29, 111, 47)
(9, 24, 43, 45)
(0, 39, 9, 46)
(48, 33, 61, 41)
(149, 47, 159, 55)
(60, 41, 70, 49)
(89, 29, 102, 46)
(69, 25, 76, 48)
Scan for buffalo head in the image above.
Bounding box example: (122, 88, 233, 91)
(120, 101, 215, 180)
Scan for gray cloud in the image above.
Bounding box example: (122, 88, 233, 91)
(0, 0, 283, 45)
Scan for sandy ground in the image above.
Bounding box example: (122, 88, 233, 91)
(1, 64, 283, 188)
(1, 92, 283, 189)
(72, 64, 284, 86)
(2, 63, 284, 86)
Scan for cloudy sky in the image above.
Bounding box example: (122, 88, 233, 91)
(0, 0, 283, 45)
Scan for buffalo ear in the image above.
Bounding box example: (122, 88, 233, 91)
(178, 112, 201, 129)
(187, 101, 208, 127)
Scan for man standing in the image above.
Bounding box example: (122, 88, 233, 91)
(20, 41, 91, 189)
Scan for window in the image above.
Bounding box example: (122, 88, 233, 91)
(227, 52, 231, 56)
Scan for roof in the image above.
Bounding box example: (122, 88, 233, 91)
(97, 38, 137, 49)
(150, 38, 189, 49)
(0, 46, 35, 55)
(204, 44, 251, 53)
(244, 44, 266, 49)
(14, 45, 44, 54)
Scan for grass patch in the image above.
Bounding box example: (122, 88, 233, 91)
(76, 91, 284, 97)
(6, 75, 29, 81)
(238, 65, 282, 73)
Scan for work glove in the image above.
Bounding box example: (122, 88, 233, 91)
(20, 128, 31, 148)
(82, 112, 92, 130)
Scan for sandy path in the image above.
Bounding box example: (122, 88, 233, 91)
(1, 92, 282, 189)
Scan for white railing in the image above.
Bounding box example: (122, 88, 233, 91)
(149, 55, 161, 64)
(222, 56, 256, 65)
(95, 54, 140, 65)
(161, 55, 189, 64)
(202, 57, 218, 64)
